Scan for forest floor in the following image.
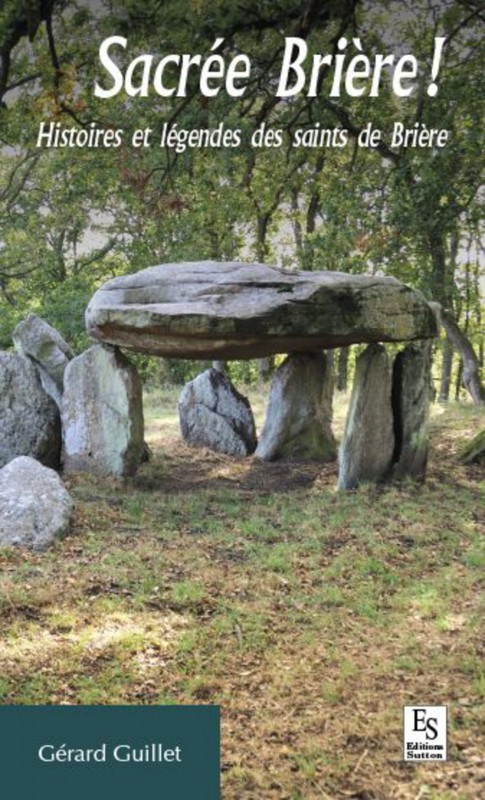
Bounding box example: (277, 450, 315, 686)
(0, 388, 485, 799)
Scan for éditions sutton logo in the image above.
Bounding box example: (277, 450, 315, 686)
(403, 706, 447, 761)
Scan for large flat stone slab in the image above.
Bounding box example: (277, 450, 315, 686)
(86, 262, 438, 359)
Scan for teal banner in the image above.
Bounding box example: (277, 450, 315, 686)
(0, 705, 220, 799)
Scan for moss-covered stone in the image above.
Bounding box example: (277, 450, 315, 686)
(461, 429, 485, 464)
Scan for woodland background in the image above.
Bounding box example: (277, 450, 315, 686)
(0, 0, 484, 400)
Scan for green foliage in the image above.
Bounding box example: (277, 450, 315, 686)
(34, 276, 95, 353)
(0, 0, 483, 396)
(0, 304, 22, 349)
(156, 358, 207, 387)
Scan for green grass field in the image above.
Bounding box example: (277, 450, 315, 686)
(0, 388, 484, 799)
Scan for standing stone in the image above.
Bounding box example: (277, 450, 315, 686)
(338, 344, 394, 489)
(0, 353, 61, 469)
(391, 342, 431, 481)
(255, 352, 336, 461)
(212, 360, 227, 373)
(62, 345, 144, 476)
(0, 456, 73, 550)
(13, 314, 73, 407)
(179, 368, 257, 457)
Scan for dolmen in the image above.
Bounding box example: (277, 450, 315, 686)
(85, 261, 439, 487)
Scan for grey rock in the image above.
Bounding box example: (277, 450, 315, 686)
(13, 314, 73, 406)
(0, 456, 73, 550)
(0, 353, 61, 469)
(62, 345, 144, 476)
(86, 261, 439, 360)
(179, 368, 257, 456)
(255, 352, 336, 461)
(392, 342, 431, 481)
(338, 344, 394, 489)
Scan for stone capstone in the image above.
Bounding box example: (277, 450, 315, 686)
(0, 352, 61, 469)
(13, 314, 73, 407)
(86, 261, 439, 360)
(178, 368, 257, 456)
(61, 345, 144, 476)
(391, 342, 431, 481)
(0, 456, 73, 550)
(338, 344, 395, 489)
(255, 352, 336, 461)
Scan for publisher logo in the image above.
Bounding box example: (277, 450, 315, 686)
(403, 706, 447, 761)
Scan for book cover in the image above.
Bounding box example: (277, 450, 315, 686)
(0, 1, 484, 798)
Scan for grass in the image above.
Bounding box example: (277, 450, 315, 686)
(0, 387, 484, 798)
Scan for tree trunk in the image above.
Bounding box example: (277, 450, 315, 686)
(254, 213, 273, 379)
(428, 230, 484, 405)
(429, 231, 451, 308)
(455, 359, 463, 401)
(291, 189, 304, 265)
(302, 154, 325, 270)
(441, 308, 485, 405)
(438, 338, 453, 403)
(258, 356, 275, 382)
(256, 214, 269, 262)
(336, 347, 350, 392)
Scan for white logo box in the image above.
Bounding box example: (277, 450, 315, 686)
(403, 706, 447, 761)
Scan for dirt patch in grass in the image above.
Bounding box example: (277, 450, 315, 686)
(1, 390, 484, 798)
(133, 441, 334, 495)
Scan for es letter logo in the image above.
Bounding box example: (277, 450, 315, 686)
(403, 706, 447, 761)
